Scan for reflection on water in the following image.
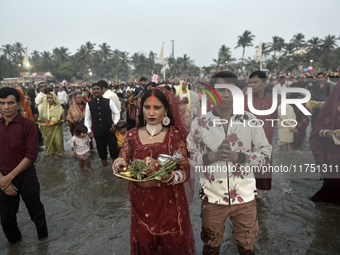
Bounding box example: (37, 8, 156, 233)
(0, 124, 339, 254)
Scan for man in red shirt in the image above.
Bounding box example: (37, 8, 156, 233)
(0, 87, 48, 244)
(245, 71, 278, 198)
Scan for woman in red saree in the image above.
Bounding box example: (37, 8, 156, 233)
(67, 93, 86, 135)
(16, 87, 34, 121)
(82, 87, 92, 103)
(310, 81, 340, 205)
(113, 87, 195, 254)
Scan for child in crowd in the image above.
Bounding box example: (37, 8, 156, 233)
(115, 120, 127, 151)
(277, 93, 297, 151)
(68, 125, 92, 172)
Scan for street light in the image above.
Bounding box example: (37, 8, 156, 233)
(224, 61, 228, 71)
(310, 59, 313, 67)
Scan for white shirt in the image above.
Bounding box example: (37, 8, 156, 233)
(103, 89, 120, 110)
(57, 91, 67, 104)
(189, 111, 272, 205)
(84, 98, 120, 134)
(35, 92, 46, 112)
(68, 136, 91, 155)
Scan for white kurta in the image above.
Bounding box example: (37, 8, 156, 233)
(278, 104, 296, 143)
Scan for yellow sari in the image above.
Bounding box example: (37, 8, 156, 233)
(39, 92, 65, 154)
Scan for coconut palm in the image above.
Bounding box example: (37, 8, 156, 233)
(84, 41, 96, 55)
(269, 36, 285, 56)
(235, 30, 255, 70)
(181, 54, 194, 73)
(40, 51, 53, 71)
(307, 37, 322, 50)
(290, 33, 305, 50)
(282, 42, 296, 56)
(244, 57, 259, 74)
(214, 45, 236, 71)
(74, 45, 91, 68)
(148, 51, 157, 72)
(321, 35, 338, 53)
(98, 43, 112, 62)
(52, 47, 70, 67)
(212, 58, 224, 72)
(255, 42, 271, 57)
(0, 44, 13, 61)
(12, 42, 25, 63)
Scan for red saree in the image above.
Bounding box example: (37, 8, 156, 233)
(310, 82, 340, 205)
(82, 95, 92, 103)
(118, 86, 194, 255)
(119, 127, 195, 255)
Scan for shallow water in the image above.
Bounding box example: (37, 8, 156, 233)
(0, 123, 339, 255)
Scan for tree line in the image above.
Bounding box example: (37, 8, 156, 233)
(1, 31, 339, 82)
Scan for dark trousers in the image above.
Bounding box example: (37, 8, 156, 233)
(0, 166, 48, 244)
(95, 132, 118, 160)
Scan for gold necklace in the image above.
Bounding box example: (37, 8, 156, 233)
(145, 126, 163, 139)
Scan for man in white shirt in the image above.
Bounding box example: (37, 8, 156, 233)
(100, 80, 120, 110)
(35, 82, 47, 112)
(85, 82, 120, 167)
(57, 86, 68, 113)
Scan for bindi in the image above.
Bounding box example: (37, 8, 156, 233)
(150, 91, 155, 114)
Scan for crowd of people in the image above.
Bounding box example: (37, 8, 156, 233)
(0, 70, 339, 254)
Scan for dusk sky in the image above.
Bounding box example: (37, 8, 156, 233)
(1, 0, 339, 67)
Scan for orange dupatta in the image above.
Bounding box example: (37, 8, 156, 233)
(16, 88, 34, 121)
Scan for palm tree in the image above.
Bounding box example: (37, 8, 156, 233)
(52, 47, 70, 67)
(148, 51, 157, 72)
(181, 54, 194, 74)
(321, 35, 338, 53)
(30, 50, 40, 70)
(31, 50, 40, 60)
(255, 42, 271, 57)
(269, 36, 284, 56)
(74, 45, 91, 68)
(218, 45, 234, 61)
(290, 33, 305, 50)
(40, 51, 53, 71)
(307, 37, 322, 50)
(244, 57, 259, 74)
(84, 41, 96, 55)
(282, 42, 296, 56)
(235, 30, 255, 70)
(113, 49, 121, 59)
(12, 42, 25, 64)
(98, 43, 112, 62)
(212, 58, 224, 72)
(1, 44, 13, 61)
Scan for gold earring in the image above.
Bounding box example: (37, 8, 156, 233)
(162, 113, 170, 126)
